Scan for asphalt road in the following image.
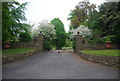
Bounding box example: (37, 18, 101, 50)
(2, 50, 118, 79)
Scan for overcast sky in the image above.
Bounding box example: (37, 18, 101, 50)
(17, 0, 105, 32)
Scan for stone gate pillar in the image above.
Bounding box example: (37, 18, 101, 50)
(35, 33, 43, 52)
(75, 35, 81, 52)
(75, 34, 91, 52)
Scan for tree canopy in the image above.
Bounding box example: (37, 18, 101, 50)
(88, 2, 120, 44)
(32, 20, 56, 38)
(50, 18, 67, 49)
(70, 25, 92, 38)
(68, 1, 120, 45)
(68, 1, 96, 29)
(2, 2, 29, 43)
(32, 20, 56, 51)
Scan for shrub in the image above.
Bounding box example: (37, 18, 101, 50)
(19, 32, 32, 42)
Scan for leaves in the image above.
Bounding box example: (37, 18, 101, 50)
(51, 18, 67, 49)
(32, 20, 56, 51)
(71, 25, 92, 38)
(2, 2, 28, 42)
(68, 1, 97, 29)
(88, 2, 120, 44)
(32, 20, 56, 38)
(19, 32, 32, 42)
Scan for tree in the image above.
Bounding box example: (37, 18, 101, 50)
(70, 25, 92, 38)
(86, 2, 120, 45)
(2, 2, 28, 43)
(19, 32, 32, 42)
(97, 2, 120, 44)
(32, 20, 56, 38)
(50, 18, 67, 49)
(19, 23, 32, 42)
(32, 20, 56, 51)
(98, 2, 117, 36)
(68, 1, 96, 29)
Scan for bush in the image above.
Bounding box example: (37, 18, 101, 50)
(72, 39, 76, 51)
(19, 32, 32, 42)
(88, 38, 104, 44)
(43, 40, 52, 51)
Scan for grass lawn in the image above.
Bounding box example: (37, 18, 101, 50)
(62, 47, 72, 50)
(80, 49, 119, 56)
(52, 47, 72, 50)
(2, 48, 35, 56)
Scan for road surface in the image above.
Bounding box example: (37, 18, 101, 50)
(2, 50, 118, 79)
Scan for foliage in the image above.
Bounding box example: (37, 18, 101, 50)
(88, 38, 104, 44)
(87, 11, 100, 29)
(2, 2, 28, 43)
(70, 25, 92, 38)
(72, 39, 76, 51)
(64, 39, 72, 47)
(85, 2, 120, 45)
(97, 2, 120, 45)
(18, 23, 32, 42)
(32, 20, 56, 38)
(32, 20, 56, 51)
(98, 2, 119, 36)
(19, 32, 32, 42)
(43, 38, 52, 51)
(50, 18, 67, 49)
(67, 1, 97, 45)
(68, 1, 96, 29)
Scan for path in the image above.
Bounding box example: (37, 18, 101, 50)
(3, 50, 118, 79)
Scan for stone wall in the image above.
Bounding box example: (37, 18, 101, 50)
(77, 52, 120, 67)
(74, 35, 118, 52)
(2, 34, 44, 64)
(91, 44, 118, 50)
(10, 41, 35, 49)
(9, 34, 43, 52)
(2, 49, 40, 64)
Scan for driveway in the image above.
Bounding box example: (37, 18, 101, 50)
(2, 50, 118, 79)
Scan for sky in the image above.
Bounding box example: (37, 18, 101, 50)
(17, 0, 105, 32)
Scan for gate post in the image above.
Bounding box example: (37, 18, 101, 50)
(75, 35, 81, 53)
(36, 33, 43, 52)
(74, 35, 84, 53)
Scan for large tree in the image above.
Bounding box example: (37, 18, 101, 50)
(19, 23, 32, 42)
(2, 2, 28, 43)
(98, 2, 120, 37)
(68, 1, 96, 29)
(70, 25, 92, 38)
(86, 2, 120, 45)
(50, 18, 67, 49)
(88, 2, 120, 44)
(32, 20, 56, 38)
(32, 20, 56, 51)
